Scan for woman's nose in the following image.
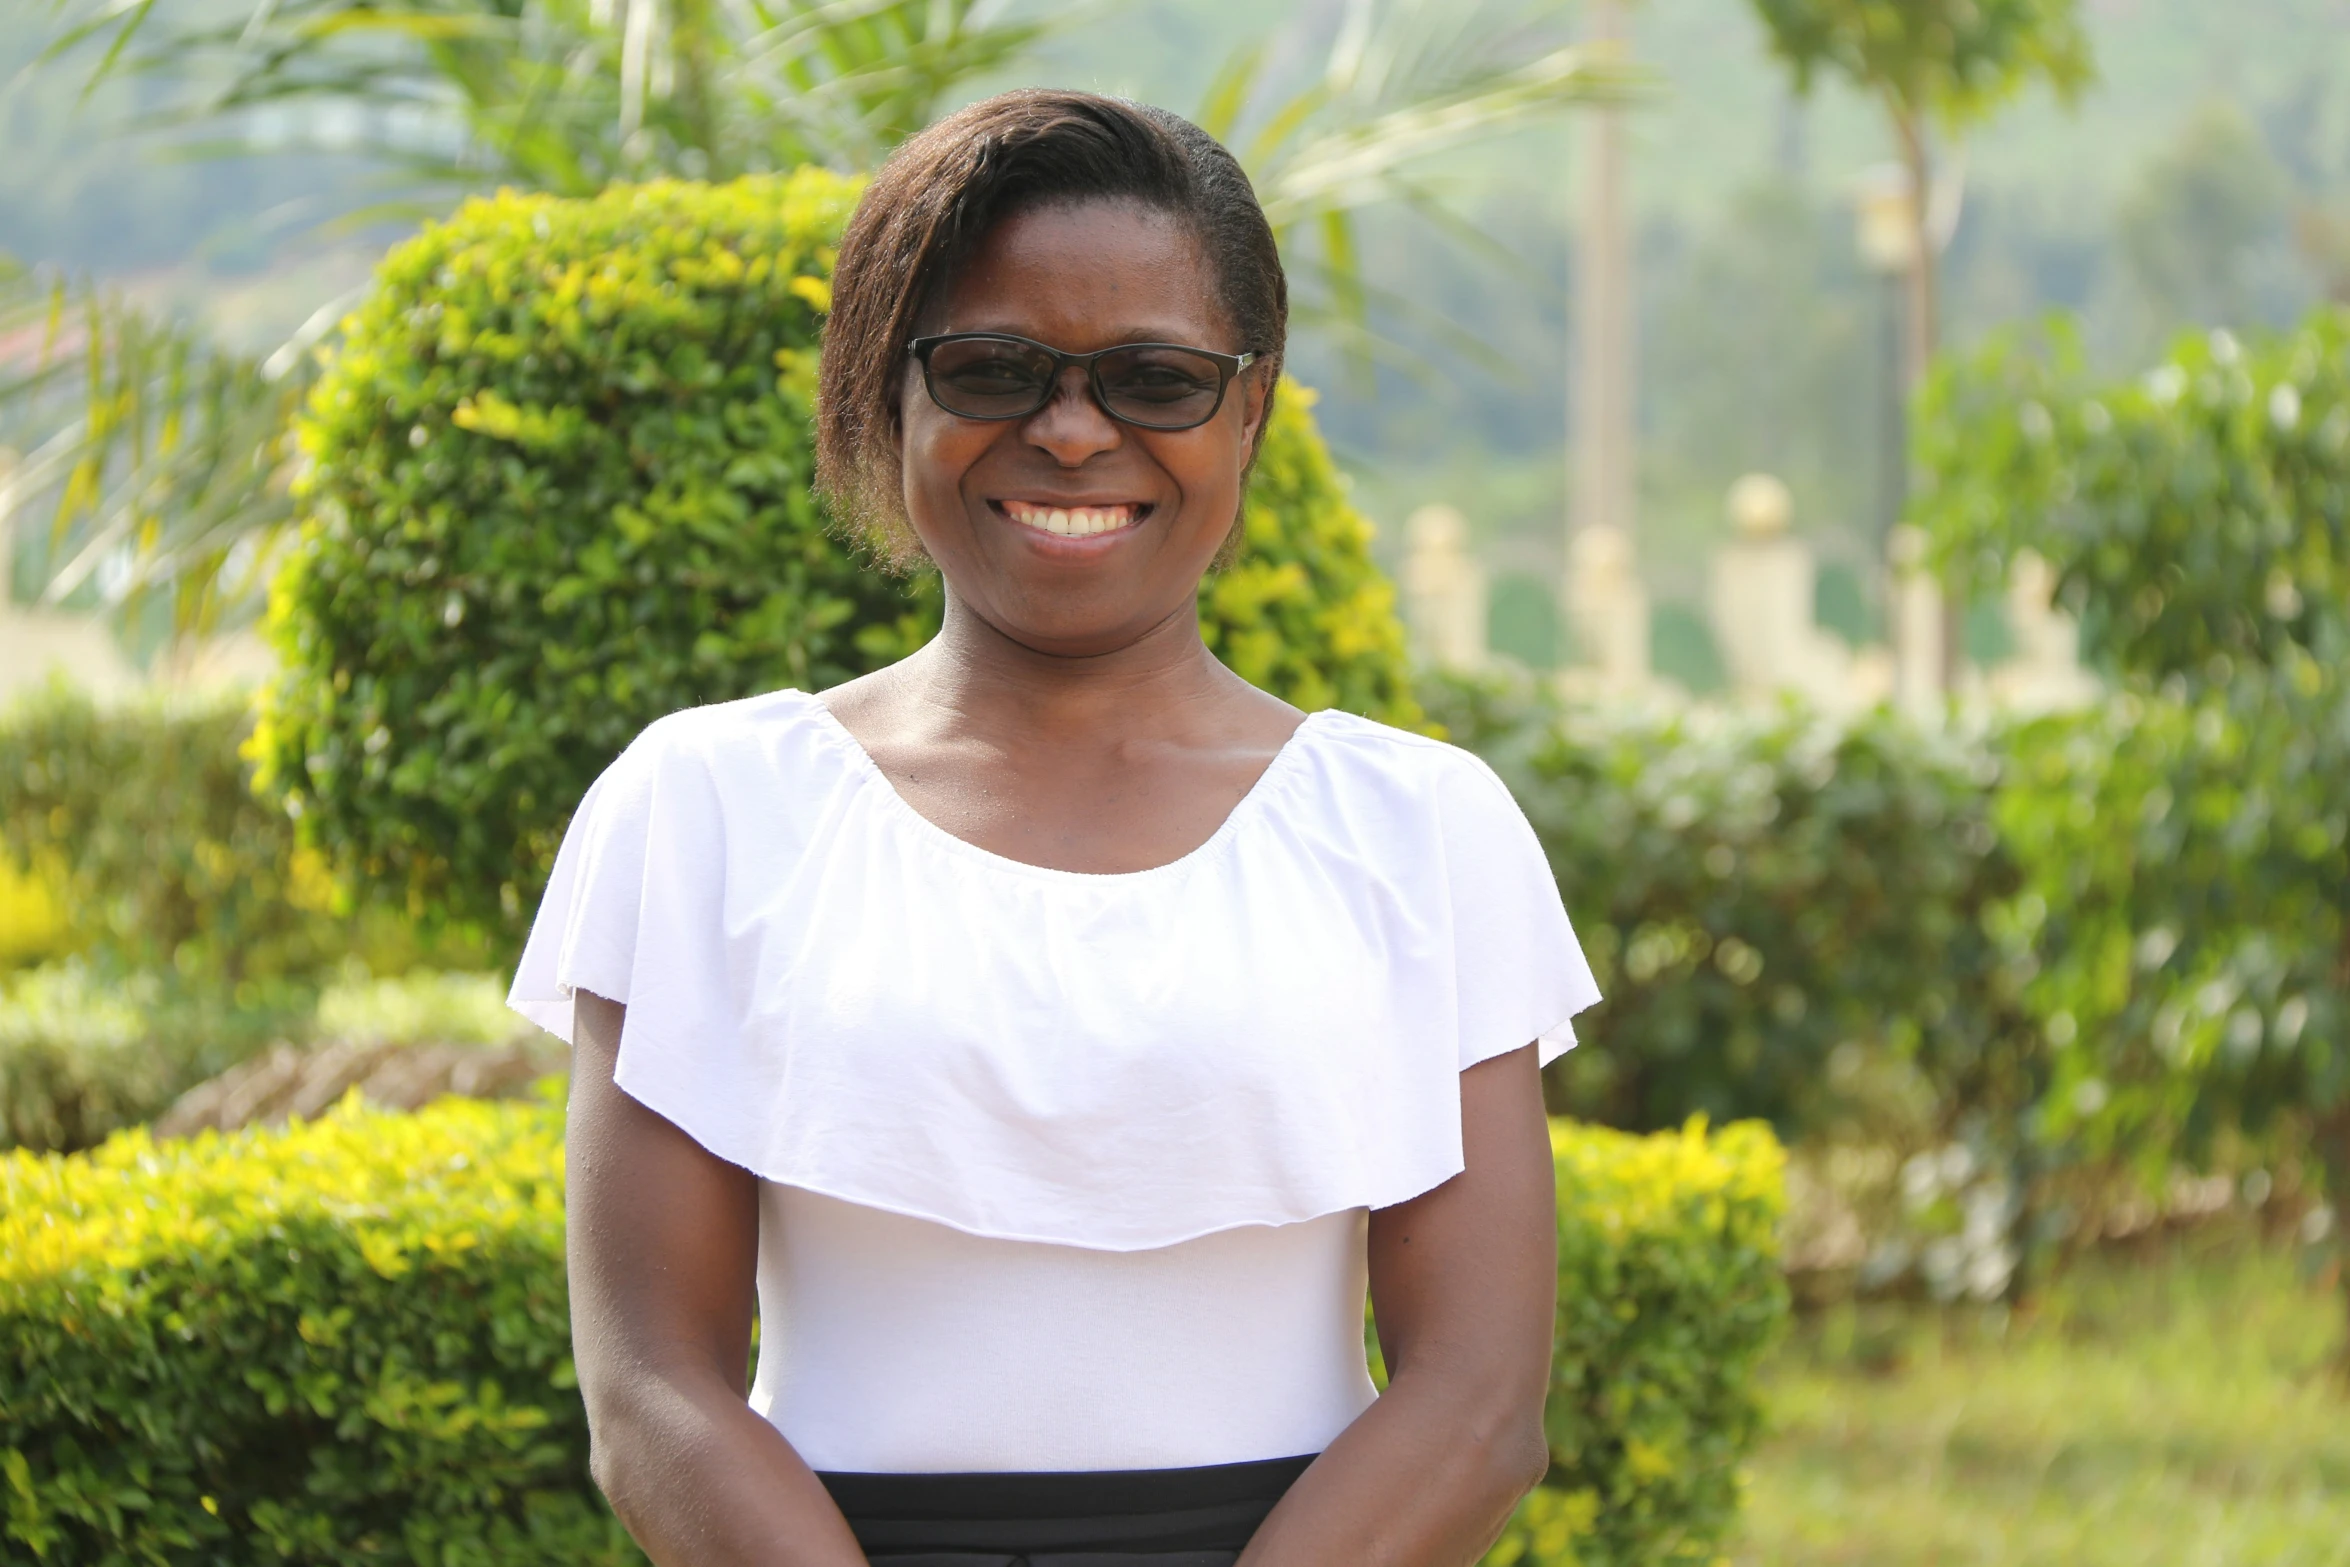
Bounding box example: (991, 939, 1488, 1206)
(1021, 366, 1123, 466)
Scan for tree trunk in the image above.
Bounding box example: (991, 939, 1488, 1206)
(1891, 111, 1937, 388)
(1890, 107, 1963, 690)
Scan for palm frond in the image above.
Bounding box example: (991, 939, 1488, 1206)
(1208, 0, 1647, 376)
(0, 263, 323, 640)
(41, 0, 1079, 193)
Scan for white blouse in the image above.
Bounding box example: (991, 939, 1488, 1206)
(511, 689, 1597, 1471)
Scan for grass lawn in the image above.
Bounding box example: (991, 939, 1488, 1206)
(1732, 1229, 2350, 1567)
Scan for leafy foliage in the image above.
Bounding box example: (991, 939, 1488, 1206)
(1210, 385, 1419, 724)
(1990, 689, 2349, 1174)
(0, 1095, 632, 1566)
(0, 964, 315, 1156)
(0, 852, 69, 972)
(252, 171, 892, 937)
(1425, 674, 2030, 1143)
(1488, 1117, 1789, 1567)
(1918, 318, 2349, 683)
(254, 172, 1419, 948)
(1746, 0, 2093, 130)
(1916, 313, 2350, 1203)
(1, 1097, 1780, 1567)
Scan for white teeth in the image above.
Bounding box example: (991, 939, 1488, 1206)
(1006, 503, 1135, 538)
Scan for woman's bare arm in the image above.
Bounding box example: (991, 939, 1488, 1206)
(1239, 1044, 1557, 1567)
(565, 991, 868, 1566)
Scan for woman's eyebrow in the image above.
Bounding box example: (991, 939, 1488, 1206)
(941, 320, 1225, 345)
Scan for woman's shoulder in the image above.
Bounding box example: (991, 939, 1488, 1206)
(620, 686, 832, 761)
(595, 687, 850, 801)
(1294, 709, 1517, 811)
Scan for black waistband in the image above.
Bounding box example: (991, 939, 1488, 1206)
(816, 1454, 1315, 1567)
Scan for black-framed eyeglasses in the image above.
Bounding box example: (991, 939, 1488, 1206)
(907, 332, 1260, 431)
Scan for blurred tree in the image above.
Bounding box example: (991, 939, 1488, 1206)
(9, 0, 1628, 642)
(1918, 313, 2350, 1351)
(2116, 100, 2304, 339)
(1745, 0, 2094, 377)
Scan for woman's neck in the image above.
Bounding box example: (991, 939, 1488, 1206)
(885, 589, 1252, 747)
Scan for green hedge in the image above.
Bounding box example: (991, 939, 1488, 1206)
(255, 171, 1417, 953)
(0, 1100, 1782, 1565)
(0, 1096, 625, 1566)
(1424, 673, 2034, 1144)
(0, 685, 492, 1153)
(0, 683, 341, 987)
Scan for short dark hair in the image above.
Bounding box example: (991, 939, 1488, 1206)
(816, 89, 1288, 563)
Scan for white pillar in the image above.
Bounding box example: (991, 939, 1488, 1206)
(1710, 474, 1857, 710)
(1889, 525, 1945, 719)
(1564, 0, 1644, 688)
(1402, 504, 1487, 671)
(1988, 549, 2099, 713)
(1566, 522, 1648, 691)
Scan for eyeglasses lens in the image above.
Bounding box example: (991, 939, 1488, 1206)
(1095, 346, 1225, 428)
(924, 338, 1058, 419)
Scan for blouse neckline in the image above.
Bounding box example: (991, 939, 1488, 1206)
(798, 692, 1333, 886)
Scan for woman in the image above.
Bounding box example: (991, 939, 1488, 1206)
(511, 89, 1598, 1567)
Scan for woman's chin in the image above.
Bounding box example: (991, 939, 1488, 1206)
(967, 593, 1197, 663)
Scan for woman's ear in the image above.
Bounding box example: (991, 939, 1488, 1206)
(1234, 365, 1276, 465)
(889, 360, 912, 454)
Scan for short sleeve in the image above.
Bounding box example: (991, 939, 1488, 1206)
(507, 720, 723, 1044)
(1437, 755, 1601, 1069)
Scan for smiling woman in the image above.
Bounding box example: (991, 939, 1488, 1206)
(510, 91, 1600, 1567)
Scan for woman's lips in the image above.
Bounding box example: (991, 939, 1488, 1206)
(998, 500, 1146, 539)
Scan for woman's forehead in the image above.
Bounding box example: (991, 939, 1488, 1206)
(924, 200, 1235, 349)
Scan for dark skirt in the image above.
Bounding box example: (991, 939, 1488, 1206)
(816, 1453, 1315, 1566)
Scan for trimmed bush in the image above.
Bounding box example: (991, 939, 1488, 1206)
(0, 965, 319, 1156)
(0, 683, 471, 987)
(0, 683, 339, 986)
(256, 172, 1418, 952)
(1207, 382, 1416, 723)
(1489, 1117, 1789, 1567)
(0, 1095, 627, 1566)
(0, 686, 494, 1152)
(1424, 674, 2034, 1143)
(1, 1101, 1779, 1565)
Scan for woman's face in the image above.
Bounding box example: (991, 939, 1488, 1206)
(896, 198, 1269, 660)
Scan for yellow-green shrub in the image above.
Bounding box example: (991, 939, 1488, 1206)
(0, 853, 68, 972)
(1, 1105, 1781, 1565)
(1487, 1118, 1790, 1567)
(0, 1095, 629, 1565)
